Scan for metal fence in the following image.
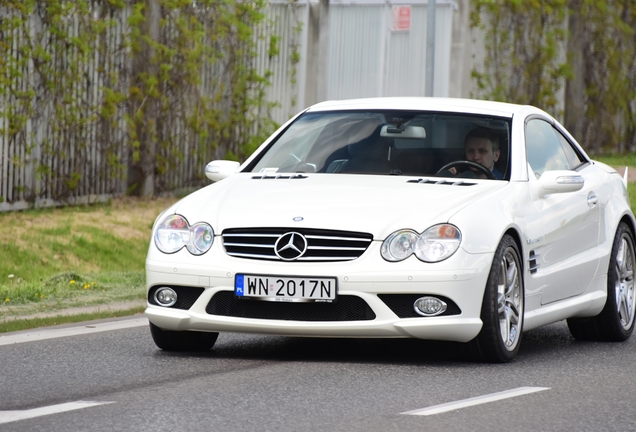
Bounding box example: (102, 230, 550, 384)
(0, 2, 132, 211)
(0, 0, 455, 212)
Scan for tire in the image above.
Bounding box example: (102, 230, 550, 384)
(567, 222, 636, 342)
(149, 323, 219, 352)
(466, 234, 524, 363)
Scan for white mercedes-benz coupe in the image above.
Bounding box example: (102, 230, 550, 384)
(145, 97, 635, 362)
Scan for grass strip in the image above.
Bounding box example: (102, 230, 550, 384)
(0, 306, 146, 334)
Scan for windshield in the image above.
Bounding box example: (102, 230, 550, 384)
(248, 110, 511, 180)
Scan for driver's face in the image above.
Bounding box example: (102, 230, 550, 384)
(465, 137, 500, 171)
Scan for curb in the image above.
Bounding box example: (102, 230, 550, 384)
(0, 300, 147, 322)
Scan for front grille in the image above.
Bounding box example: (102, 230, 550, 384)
(222, 228, 373, 262)
(206, 291, 376, 321)
(148, 286, 204, 310)
(378, 294, 461, 318)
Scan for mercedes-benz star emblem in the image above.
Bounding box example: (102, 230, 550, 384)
(274, 232, 308, 261)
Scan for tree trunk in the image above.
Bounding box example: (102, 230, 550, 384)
(128, 0, 160, 197)
(564, 1, 585, 147)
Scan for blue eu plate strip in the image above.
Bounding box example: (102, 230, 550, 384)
(235, 274, 244, 296)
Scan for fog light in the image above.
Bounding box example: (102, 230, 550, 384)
(414, 296, 447, 317)
(154, 287, 177, 307)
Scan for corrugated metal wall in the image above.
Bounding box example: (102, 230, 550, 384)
(262, 0, 456, 124)
(256, 2, 309, 125)
(327, 0, 454, 102)
(328, 4, 387, 99)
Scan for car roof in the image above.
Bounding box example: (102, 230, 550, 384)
(306, 97, 549, 119)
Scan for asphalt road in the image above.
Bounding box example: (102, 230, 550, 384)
(1, 317, 635, 432)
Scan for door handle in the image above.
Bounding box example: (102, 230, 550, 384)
(587, 192, 598, 207)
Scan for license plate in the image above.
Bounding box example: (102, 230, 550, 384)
(235, 274, 337, 303)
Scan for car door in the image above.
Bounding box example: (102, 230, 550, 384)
(522, 118, 601, 305)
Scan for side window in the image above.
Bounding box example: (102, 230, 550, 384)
(525, 119, 571, 178)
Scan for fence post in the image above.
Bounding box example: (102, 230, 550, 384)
(129, 0, 160, 197)
(304, 0, 330, 106)
(425, 0, 436, 97)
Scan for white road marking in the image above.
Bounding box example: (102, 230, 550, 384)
(0, 401, 115, 425)
(402, 386, 551, 416)
(0, 317, 148, 346)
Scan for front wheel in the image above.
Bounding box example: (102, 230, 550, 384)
(567, 222, 636, 341)
(466, 234, 524, 362)
(150, 323, 219, 352)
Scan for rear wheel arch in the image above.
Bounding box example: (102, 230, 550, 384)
(567, 221, 636, 341)
(620, 214, 636, 241)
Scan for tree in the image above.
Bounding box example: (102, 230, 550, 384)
(470, 0, 636, 155)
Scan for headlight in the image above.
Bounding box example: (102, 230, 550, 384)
(154, 215, 214, 255)
(381, 224, 461, 263)
(187, 223, 214, 255)
(415, 224, 461, 262)
(381, 230, 418, 262)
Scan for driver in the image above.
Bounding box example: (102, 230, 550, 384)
(449, 127, 504, 179)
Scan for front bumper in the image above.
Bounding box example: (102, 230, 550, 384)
(145, 242, 494, 343)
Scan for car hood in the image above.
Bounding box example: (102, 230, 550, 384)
(172, 174, 506, 238)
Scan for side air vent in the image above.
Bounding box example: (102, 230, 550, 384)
(529, 250, 539, 274)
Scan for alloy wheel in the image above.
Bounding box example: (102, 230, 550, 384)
(497, 248, 523, 351)
(614, 233, 635, 330)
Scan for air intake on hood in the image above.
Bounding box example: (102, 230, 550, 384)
(407, 178, 476, 186)
(222, 228, 373, 262)
(251, 174, 308, 180)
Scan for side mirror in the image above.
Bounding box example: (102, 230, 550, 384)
(205, 160, 241, 182)
(536, 170, 584, 198)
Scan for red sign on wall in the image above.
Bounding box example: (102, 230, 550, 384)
(391, 5, 411, 32)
